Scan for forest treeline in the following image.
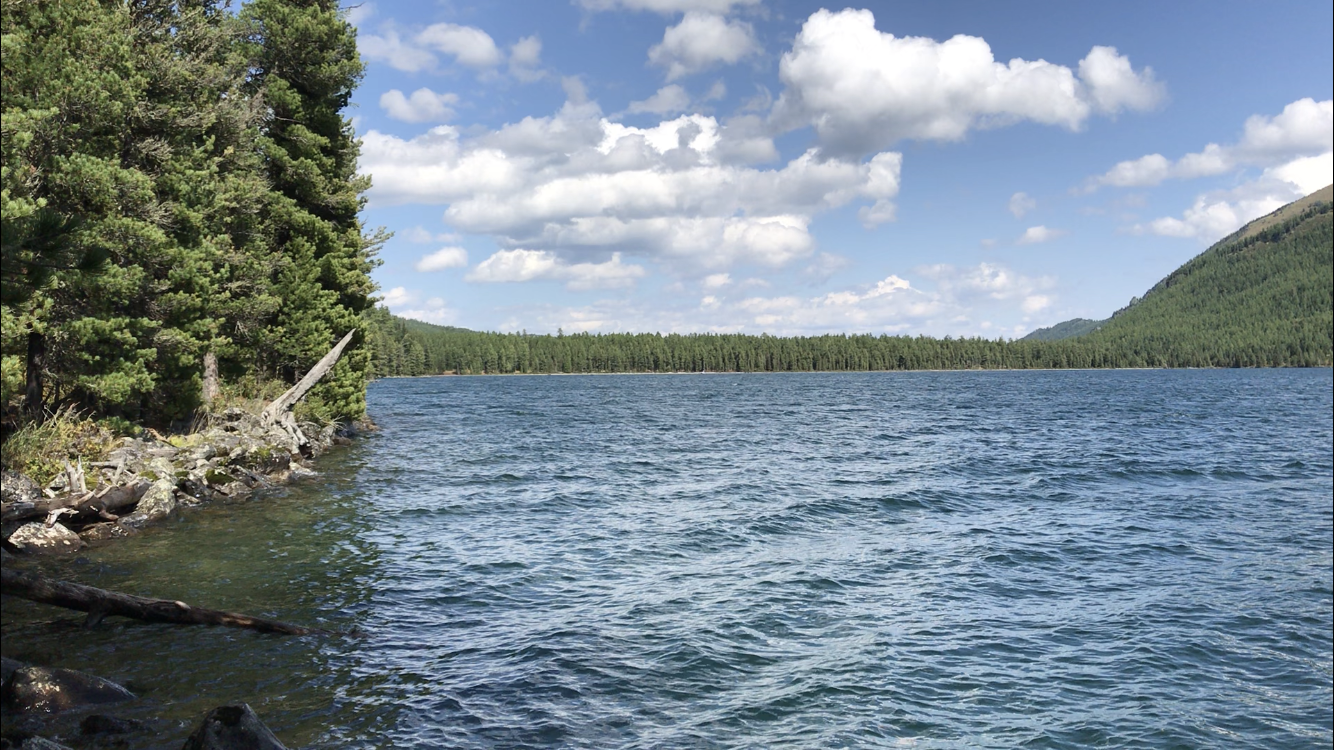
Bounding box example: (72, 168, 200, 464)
(1, 0, 379, 425)
(366, 200, 1332, 377)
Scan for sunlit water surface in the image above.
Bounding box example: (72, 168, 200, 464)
(3, 370, 1331, 749)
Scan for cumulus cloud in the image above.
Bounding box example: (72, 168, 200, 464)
(649, 12, 759, 80)
(1008, 191, 1037, 218)
(1077, 45, 1166, 115)
(1140, 152, 1332, 241)
(1016, 225, 1066, 245)
(415, 247, 469, 271)
(577, 0, 759, 13)
(468, 249, 646, 290)
(771, 9, 1162, 156)
(379, 286, 459, 329)
(702, 272, 731, 289)
(1089, 98, 1333, 189)
(379, 88, 458, 123)
(359, 29, 437, 73)
(509, 35, 544, 82)
(418, 23, 502, 68)
(361, 23, 532, 75)
(628, 84, 692, 115)
(381, 286, 416, 308)
(359, 96, 904, 274)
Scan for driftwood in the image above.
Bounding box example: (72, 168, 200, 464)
(1, 568, 317, 635)
(260, 330, 355, 425)
(1, 480, 150, 524)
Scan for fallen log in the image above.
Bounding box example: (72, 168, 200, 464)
(1, 568, 317, 635)
(2, 480, 150, 524)
(260, 329, 355, 425)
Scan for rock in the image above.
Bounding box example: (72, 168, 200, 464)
(6, 523, 85, 555)
(80, 714, 146, 735)
(18, 737, 74, 750)
(78, 522, 137, 542)
(1, 471, 42, 506)
(118, 477, 176, 528)
(5, 666, 135, 713)
(181, 704, 287, 750)
(2, 656, 24, 683)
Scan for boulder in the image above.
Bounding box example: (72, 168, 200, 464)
(78, 522, 137, 542)
(1, 470, 42, 506)
(80, 714, 147, 735)
(4, 666, 135, 713)
(6, 523, 84, 555)
(2, 656, 24, 683)
(181, 704, 287, 750)
(118, 477, 177, 528)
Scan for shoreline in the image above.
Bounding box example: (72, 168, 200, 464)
(371, 364, 1333, 380)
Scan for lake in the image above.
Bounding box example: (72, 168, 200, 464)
(3, 370, 1331, 748)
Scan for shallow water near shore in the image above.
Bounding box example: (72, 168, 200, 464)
(3, 369, 1332, 748)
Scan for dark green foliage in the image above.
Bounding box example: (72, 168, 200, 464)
(1079, 202, 1333, 367)
(1, 0, 379, 424)
(1020, 318, 1104, 342)
(367, 201, 1331, 376)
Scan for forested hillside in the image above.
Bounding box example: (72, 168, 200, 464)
(1079, 189, 1332, 366)
(1, 0, 380, 425)
(366, 188, 1332, 376)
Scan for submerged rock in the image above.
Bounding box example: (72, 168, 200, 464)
(77, 522, 137, 542)
(6, 523, 84, 555)
(4, 666, 135, 713)
(181, 703, 287, 750)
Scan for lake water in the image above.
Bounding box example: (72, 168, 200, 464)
(3, 370, 1331, 749)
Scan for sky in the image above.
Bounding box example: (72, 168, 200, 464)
(347, 0, 1333, 337)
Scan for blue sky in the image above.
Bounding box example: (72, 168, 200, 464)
(347, 0, 1333, 337)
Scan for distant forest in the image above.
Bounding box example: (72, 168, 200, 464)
(365, 200, 1332, 376)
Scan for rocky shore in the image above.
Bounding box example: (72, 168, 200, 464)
(1, 407, 367, 556)
(1, 406, 369, 749)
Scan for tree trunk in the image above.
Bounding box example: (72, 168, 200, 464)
(202, 350, 220, 406)
(260, 329, 355, 424)
(1, 568, 318, 635)
(24, 330, 45, 421)
(1, 480, 150, 524)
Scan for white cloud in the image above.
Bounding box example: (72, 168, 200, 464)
(345, 3, 374, 26)
(415, 247, 469, 271)
(509, 35, 544, 82)
(379, 88, 458, 123)
(1140, 153, 1331, 241)
(486, 261, 1051, 337)
(417, 23, 502, 68)
(468, 249, 647, 290)
(649, 12, 759, 81)
(576, 0, 760, 13)
(1008, 191, 1037, 218)
(703, 80, 727, 101)
(702, 272, 731, 289)
(771, 9, 1162, 156)
(1016, 225, 1065, 245)
(1077, 45, 1166, 115)
(1089, 98, 1333, 189)
(628, 84, 692, 115)
(359, 29, 437, 73)
(381, 286, 416, 308)
(399, 296, 458, 326)
(359, 97, 904, 274)
(1021, 295, 1053, 314)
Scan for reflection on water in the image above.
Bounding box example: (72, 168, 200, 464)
(3, 370, 1332, 749)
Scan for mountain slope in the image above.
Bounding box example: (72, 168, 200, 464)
(1080, 185, 1332, 366)
(1021, 317, 1104, 341)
